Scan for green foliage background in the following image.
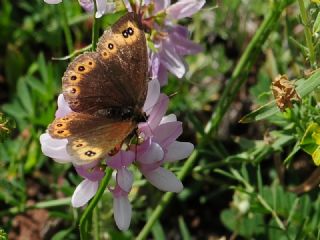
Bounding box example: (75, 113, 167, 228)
(2, 0, 320, 239)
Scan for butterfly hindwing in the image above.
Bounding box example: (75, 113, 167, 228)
(48, 112, 135, 165)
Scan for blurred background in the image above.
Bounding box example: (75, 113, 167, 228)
(1, 0, 320, 239)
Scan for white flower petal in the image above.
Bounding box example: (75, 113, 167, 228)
(143, 79, 160, 114)
(95, 0, 115, 18)
(160, 39, 186, 78)
(117, 168, 133, 192)
(160, 114, 177, 124)
(71, 179, 99, 208)
(164, 141, 194, 162)
(40, 133, 72, 163)
(95, 0, 107, 18)
(113, 196, 132, 231)
(144, 167, 183, 192)
(44, 0, 62, 4)
(56, 94, 72, 118)
(166, 0, 205, 19)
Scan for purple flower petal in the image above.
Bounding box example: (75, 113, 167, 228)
(143, 79, 160, 114)
(44, 0, 62, 4)
(153, 121, 182, 148)
(78, 0, 94, 12)
(75, 164, 104, 181)
(164, 141, 194, 162)
(117, 168, 133, 192)
(137, 142, 164, 164)
(166, 0, 205, 19)
(157, 63, 168, 86)
(147, 94, 169, 130)
(172, 25, 189, 38)
(143, 167, 183, 192)
(136, 137, 152, 155)
(55, 94, 72, 118)
(159, 38, 186, 78)
(40, 133, 72, 163)
(169, 26, 203, 56)
(107, 151, 135, 169)
(154, 0, 171, 13)
(71, 179, 99, 207)
(113, 195, 132, 231)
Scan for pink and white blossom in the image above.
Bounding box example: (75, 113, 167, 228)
(44, 0, 115, 18)
(125, 0, 205, 85)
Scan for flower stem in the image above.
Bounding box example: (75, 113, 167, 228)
(93, 207, 100, 240)
(91, 0, 100, 51)
(79, 168, 113, 240)
(136, 1, 294, 239)
(297, 0, 316, 68)
(206, 0, 294, 136)
(59, 1, 73, 55)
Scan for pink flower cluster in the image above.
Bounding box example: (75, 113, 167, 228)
(42, 0, 205, 231)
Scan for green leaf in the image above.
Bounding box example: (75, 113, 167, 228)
(51, 228, 73, 240)
(17, 77, 34, 117)
(220, 208, 264, 237)
(313, 12, 320, 34)
(178, 216, 191, 240)
(239, 100, 278, 123)
(27, 76, 47, 96)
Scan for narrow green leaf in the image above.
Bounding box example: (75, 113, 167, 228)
(178, 216, 191, 240)
(52, 228, 73, 240)
(313, 12, 320, 34)
(151, 216, 166, 240)
(239, 101, 278, 123)
(17, 77, 34, 116)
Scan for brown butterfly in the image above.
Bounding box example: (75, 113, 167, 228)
(48, 13, 148, 165)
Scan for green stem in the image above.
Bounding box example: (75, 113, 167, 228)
(60, 1, 73, 55)
(136, 1, 294, 239)
(205, 0, 294, 136)
(93, 207, 100, 240)
(79, 168, 113, 240)
(297, 0, 316, 68)
(91, 0, 100, 51)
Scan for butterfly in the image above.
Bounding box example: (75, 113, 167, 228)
(48, 13, 148, 165)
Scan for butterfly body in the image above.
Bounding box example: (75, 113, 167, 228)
(48, 13, 148, 165)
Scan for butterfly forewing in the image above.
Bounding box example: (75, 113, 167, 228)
(97, 13, 148, 108)
(63, 13, 148, 114)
